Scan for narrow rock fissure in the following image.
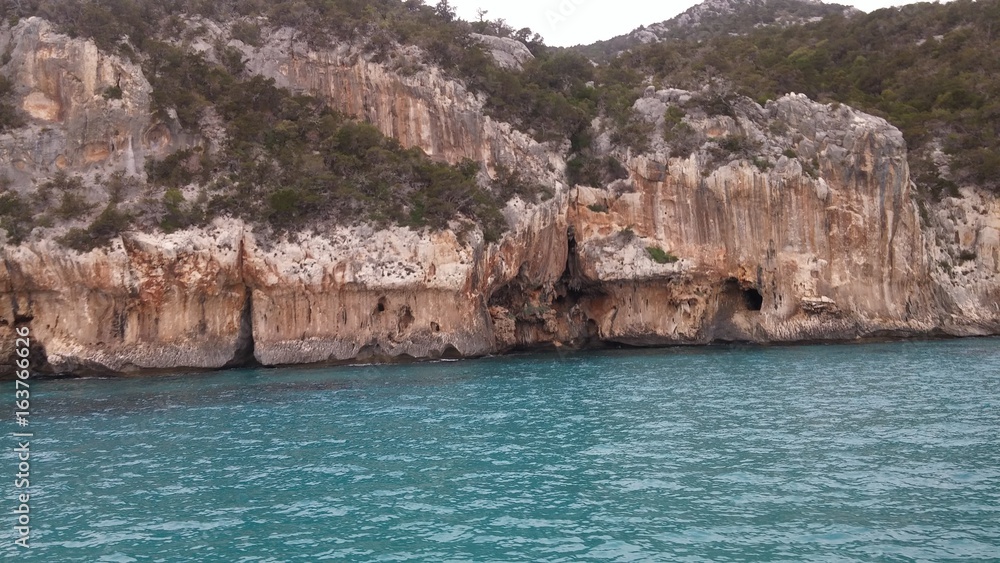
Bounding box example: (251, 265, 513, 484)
(226, 234, 258, 368)
(225, 286, 258, 368)
(564, 225, 581, 292)
(551, 225, 602, 347)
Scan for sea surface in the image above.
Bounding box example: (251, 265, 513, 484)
(5, 338, 1000, 561)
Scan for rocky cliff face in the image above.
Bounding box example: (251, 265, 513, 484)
(925, 187, 1000, 333)
(0, 225, 250, 373)
(0, 18, 156, 184)
(564, 92, 936, 346)
(232, 23, 559, 185)
(1, 19, 997, 376)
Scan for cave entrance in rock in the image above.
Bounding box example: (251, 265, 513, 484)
(743, 288, 763, 311)
(721, 278, 764, 312)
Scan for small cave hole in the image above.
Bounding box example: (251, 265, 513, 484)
(440, 345, 462, 360)
(430, 321, 440, 332)
(375, 297, 387, 313)
(743, 288, 763, 311)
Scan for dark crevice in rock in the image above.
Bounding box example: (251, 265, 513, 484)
(1, 333, 53, 379)
(226, 234, 258, 369)
(397, 305, 413, 332)
(719, 277, 764, 313)
(564, 225, 581, 292)
(707, 278, 765, 343)
(550, 226, 603, 348)
(356, 342, 384, 360)
(225, 286, 258, 368)
(111, 306, 127, 339)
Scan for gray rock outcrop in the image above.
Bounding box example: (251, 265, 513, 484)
(469, 33, 534, 70)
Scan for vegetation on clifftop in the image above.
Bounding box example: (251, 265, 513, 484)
(1, 0, 998, 249)
(0, 0, 641, 148)
(574, 0, 855, 63)
(0, 0, 637, 248)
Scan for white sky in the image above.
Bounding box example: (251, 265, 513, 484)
(444, 0, 937, 47)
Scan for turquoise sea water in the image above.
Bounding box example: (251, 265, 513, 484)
(5, 338, 1000, 561)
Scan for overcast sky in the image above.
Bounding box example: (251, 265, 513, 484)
(445, 0, 936, 47)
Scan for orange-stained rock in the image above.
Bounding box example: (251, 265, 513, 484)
(0, 18, 154, 181)
(0, 20, 998, 376)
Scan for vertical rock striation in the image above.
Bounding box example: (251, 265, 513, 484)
(0, 20, 997, 376)
(0, 223, 249, 373)
(0, 18, 154, 183)
(560, 94, 938, 346)
(243, 226, 494, 365)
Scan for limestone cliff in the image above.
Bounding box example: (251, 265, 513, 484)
(563, 92, 937, 345)
(1, 18, 997, 376)
(233, 24, 560, 185)
(0, 18, 156, 183)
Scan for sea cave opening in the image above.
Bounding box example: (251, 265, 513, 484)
(743, 288, 764, 311)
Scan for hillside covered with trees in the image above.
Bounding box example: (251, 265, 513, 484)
(573, 0, 857, 63)
(586, 0, 1000, 198)
(0, 0, 650, 247)
(0, 0, 998, 250)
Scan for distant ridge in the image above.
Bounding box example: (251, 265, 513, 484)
(570, 0, 858, 62)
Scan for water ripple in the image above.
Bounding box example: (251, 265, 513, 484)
(6, 339, 1000, 561)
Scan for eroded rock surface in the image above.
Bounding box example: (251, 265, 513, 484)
(0, 18, 156, 184)
(0, 20, 997, 375)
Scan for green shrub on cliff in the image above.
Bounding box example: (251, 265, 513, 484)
(102, 85, 123, 100)
(664, 121, 701, 158)
(567, 154, 630, 188)
(489, 163, 550, 202)
(31, 172, 94, 222)
(705, 134, 763, 171)
(230, 19, 262, 46)
(646, 245, 679, 264)
(0, 191, 33, 243)
(160, 188, 203, 233)
(0, 75, 25, 131)
(54, 191, 95, 220)
(60, 203, 131, 251)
